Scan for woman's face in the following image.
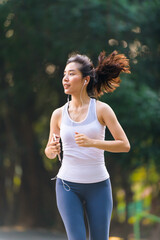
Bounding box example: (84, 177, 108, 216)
(62, 62, 85, 96)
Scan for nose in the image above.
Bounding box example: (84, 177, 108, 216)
(63, 73, 69, 82)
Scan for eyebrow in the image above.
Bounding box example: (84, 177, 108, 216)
(64, 69, 76, 73)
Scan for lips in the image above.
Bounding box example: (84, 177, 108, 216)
(63, 84, 70, 89)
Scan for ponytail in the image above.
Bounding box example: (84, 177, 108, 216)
(66, 50, 130, 98)
(94, 50, 130, 97)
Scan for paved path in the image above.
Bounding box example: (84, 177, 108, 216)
(0, 228, 67, 240)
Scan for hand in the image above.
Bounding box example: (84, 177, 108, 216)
(75, 132, 93, 147)
(45, 134, 61, 159)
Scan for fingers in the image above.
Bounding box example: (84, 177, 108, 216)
(75, 132, 83, 138)
(75, 132, 86, 146)
(47, 143, 61, 154)
(75, 132, 92, 147)
(48, 133, 61, 154)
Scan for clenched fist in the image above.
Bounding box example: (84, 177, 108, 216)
(75, 132, 93, 147)
(45, 134, 61, 159)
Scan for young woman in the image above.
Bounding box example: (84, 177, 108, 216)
(45, 50, 130, 240)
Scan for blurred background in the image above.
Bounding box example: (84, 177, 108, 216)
(0, 0, 160, 239)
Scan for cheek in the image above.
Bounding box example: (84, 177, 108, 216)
(72, 76, 82, 86)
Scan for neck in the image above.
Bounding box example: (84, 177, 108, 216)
(70, 92, 90, 108)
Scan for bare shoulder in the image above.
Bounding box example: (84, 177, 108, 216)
(96, 100, 113, 112)
(96, 100, 117, 125)
(51, 106, 63, 118)
(50, 106, 63, 128)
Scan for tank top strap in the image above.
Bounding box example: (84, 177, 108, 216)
(88, 98, 97, 122)
(61, 102, 68, 123)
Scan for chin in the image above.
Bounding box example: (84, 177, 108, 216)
(64, 90, 71, 95)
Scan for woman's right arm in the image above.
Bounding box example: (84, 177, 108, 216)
(44, 108, 62, 159)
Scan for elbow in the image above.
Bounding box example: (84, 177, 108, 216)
(124, 142, 131, 152)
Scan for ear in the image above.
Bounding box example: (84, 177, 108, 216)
(84, 76, 90, 85)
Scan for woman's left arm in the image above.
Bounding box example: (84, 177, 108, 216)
(75, 102, 130, 153)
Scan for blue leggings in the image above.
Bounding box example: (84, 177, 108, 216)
(56, 178, 113, 240)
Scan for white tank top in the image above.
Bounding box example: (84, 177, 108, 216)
(57, 98, 109, 183)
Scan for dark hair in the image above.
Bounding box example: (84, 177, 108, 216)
(66, 50, 130, 98)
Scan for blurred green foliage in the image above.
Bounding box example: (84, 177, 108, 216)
(0, 0, 160, 237)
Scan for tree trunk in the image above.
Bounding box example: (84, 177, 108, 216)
(17, 114, 56, 227)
